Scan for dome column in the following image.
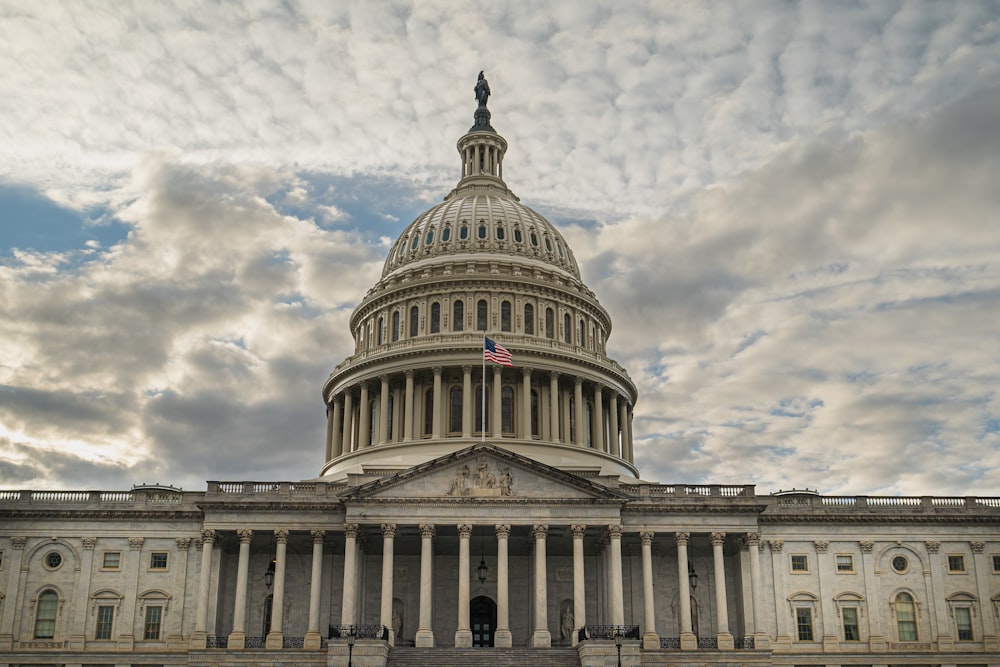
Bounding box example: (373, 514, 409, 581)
(609, 392, 620, 458)
(592, 384, 604, 451)
(404, 370, 415, 442)
(329, 396, 343, 459)
(462, 366, 473, 437)
(378, 375, 390, 445)
(492, 366, 502, 439)
(432, 367, 443, 438)
(358, 382, 371, 448)
(620, 401, 632, 462)
(342, 390, 354, 454)
(549, 373, 561, 443)
(521, 367, 533, 438)
(574, 377, 585, 446)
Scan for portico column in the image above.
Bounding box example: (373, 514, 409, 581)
(608, 525, 624, 625)
(640, 531, 659, 649)
(676, 532, 696, 650)
(455, 524, 473, 646)
(746, 533, 769, 648)
(571, 524, 587, 645)
(549, 372, 561, 442)
(462, 366, 473, 437)
(304, 530, 326, 649)
(608, 393, 620, 457)
(521, 367, 533, 437)
(711, 532, 734, 649)
(403, 370, 415, 441)
(358, 382, 371, 448)
(265, 529, 288, 649)
(415, 524, 436, 647)
(532, 524, 551, 647)
(492, 366, 502, 438)
(342, 390, 354, 453)
(329, 397, 343, 458)
(341, 524, 360, 625)
(495, 524, 512, 647)
(592, 384, 604, 451)
(191, 529, 216, 648)
(574, 377, 585, 445)
(228, 530, 253, 648)
(378, 375, 390, 444)
(432, 367, 443, 437)
(380, 524, 396, 645)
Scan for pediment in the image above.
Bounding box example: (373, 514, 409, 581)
(342, 445, 626, 503)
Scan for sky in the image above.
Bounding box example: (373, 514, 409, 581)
(1, 1, 999, 496)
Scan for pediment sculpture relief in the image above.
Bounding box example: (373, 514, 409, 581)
(446, 456, 515, 497)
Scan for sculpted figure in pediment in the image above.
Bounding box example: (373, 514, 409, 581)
(446, 464, 471, 497)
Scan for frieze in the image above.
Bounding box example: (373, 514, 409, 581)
(446, 456, 515, 497)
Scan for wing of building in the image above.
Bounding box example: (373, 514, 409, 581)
(2, 75, 999, 667)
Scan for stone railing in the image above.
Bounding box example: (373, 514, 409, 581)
(208, 481, 348, 497)
(328, 624, 388, 640)
(0, 489, 194, 506)
(621, 484, 756, 498)
(779, 495, 1000, 510)
(582, 624, 640, 640)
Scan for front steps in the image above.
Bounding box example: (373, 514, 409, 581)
(386, 646, 582, 667)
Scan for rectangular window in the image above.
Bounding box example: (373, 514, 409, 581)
(948, 554, 966, 572)
(95, 605, 115, 640)
(149, 552, 168, 570)
(102, 552, 121, 569)
(796, 607, 814, 641)
(143, 606, 162, 640)
(842, 607, 860, 641)
(956, 607, 973, 641)
(993, 554, 1000, 572)
(791, 555, 809, 572)
(836, 554, 854, 572)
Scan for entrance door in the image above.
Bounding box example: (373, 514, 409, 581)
(470, 596, 497, 647)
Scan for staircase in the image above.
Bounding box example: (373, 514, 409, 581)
(386, 646, 581, 667)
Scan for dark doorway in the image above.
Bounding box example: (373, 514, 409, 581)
(470, 595, 497, 647)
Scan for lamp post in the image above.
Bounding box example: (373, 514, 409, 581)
(688, 563, 698, 591)
(347, 628, 355, 667)
(615, 630, 623, 667)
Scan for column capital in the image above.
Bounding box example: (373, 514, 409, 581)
(381, 523, 396, 539)
(926, 540, 942, 553)
(200, 529, 217, 546)
(859, 540, 874, 553)
(81, 536, 97, 550)
(419, 523, 436, 538)
(237, 529, 254, 544)
(971, 540, 986, 553)
(404, 369, 415, 378)
(493, 365, 502, 377)
(767, 539, 783, 553)
(344, 524, 361, 539)
(311, 530, 326, 543)
(640, 531, 654, 545)
(129, 536, 145, 550)
(744, 532, 762, 547)
(813, 540, 829, 553)
(522, 366, 533, 377)
(380, 374, 390, 383)
(458, 523, 473, 538)
(463, 365, 473, 373)
(495, 523, 511, 539)
(571, 524, 587, 539)
(593, 382, 604, 393)
(532, 524, 548, 540)
(176, 537, 192, 550)
(607, 524, 623, 540)
(674, 531, 690, 546)
(550, 370, 560, 380)
(432, 366, 443, 376)
(274, 529, 289, 544)
(574, 375, 583, 386)
(711, 532, 726, 546)
(12, 536, 27, 549)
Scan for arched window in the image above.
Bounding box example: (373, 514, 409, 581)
(34, 590, 59, 639)
(392, 311, 400, 342)
(568, 396, 576, 442)
(544, 236, 553, 252)
(545, 308, 554, 338)
(262, 595, 273, 635)
(577, 318, 585, 346)
(478, 223, 487, 239)
(409, 306, 419, 337)
(424, 388, 434, 436)
(460, 223, 469, 240)
(895, 592, 917, 641)
(501, 386, 515, 434)
(425, 230, 434, 245)
(475, 384, 489, 433)
(377, 316, 384, 344)
(386, 394, 394, 441)
(442, 225, 452, 242)
(477, 300, 488, 331)
(496, 225, 505, 240)
(563, 313, 571, 343)
(430, 302, 441, 333)
(524, 304, 534, 335)
(585, 401, 593, 447)
(449, 386, 463, 434)
(453, 300, 464, 332)
(501, 300, 512, 332)
(514, 228, 523, 243)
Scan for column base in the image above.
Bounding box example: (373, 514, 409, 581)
(455, 628, 473, 647)
(116, 636, 134, 651)
(66, 634, 86, 650)
(716, 631, 734, 650)
(772, 634, 792, 650)
(642, 632, 660, 650)
(938, 634, 955, 651)
(752, 632, 771, 650)
(679, 632, 697, 650)
(227, 631, 246, 649)
(494, 629, 513, 648)
(189, 631, 208, 649)
(265, 631, 283, 649)
(415, 628, 435, 647)
(822, 633, 839, 652)
(304, 631, 322, 650)
(983, 634, 999, 651)
(532, 629, 552, 647)
(867, 635, 887, 652)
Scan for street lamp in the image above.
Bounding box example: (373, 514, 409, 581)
(477, 527, 488, 584)
(347, 628, 356, 667)
(615, 630, 623, 667)
(264, 559, 275, 588)
(688, 563, 699, 591)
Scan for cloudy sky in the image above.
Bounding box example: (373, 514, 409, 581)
(1, 1, 998, 496)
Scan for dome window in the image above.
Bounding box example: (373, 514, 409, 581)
(544, 236, 553, 253)
(453, 300, 464, 331)
(513, 228, 523, 243)
(556, 242, 564, 258)
(460, 224, 469, 240)
(501, 300, 512, 332)
(563, 313, 571, 343)
(477, 299, 488, 331)
(392, 312, 400, 342)
(409, 306, 419, 337)
(430, 302, 441, 333)
(478, 223, 487, 240)
(524, 304, 534, 335)
(545, 308, 554, 338)
(410, 236, 419, 250)
(425, 230, 434, 245)
(530, 231, 539, 247)
(442, 226, 452, 242)
(496, 225, 505, 240)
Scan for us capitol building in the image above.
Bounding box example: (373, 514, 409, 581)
(2, 76, 999, 667)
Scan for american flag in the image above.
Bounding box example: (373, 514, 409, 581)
(483, 337, 513, 367)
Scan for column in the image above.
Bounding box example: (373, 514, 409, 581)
(532, 524, 551, 647)
(0, 537, 26, 649)
(380, 524, 396, 645)
(495, 524, 513, 647)
(305, 531, 325, 649)
(608, 525, 624, 626)
(191, 529, 216, 648)
(592, 384, 604, 451)
(68, 537, 97, 649)
(768, 540, 791, 649)
(562, 390, 571, 444)
(925, 540, 951, 649)
(170, 538, 192, 645)
(549, 373, 561, 443)
(341, 524, 360, 625)
(746, 533, 769, 648)
(574, 377, 585, 446)
(971, 541, 998, 650)
(432, 367, 443, 437)
(608, 393, 620, 457)
(228, 529, 253, 648)
(265, 529, 289, 649)
(330, 396, 343, 457)
(378, 376, 390, 445)
(403, 370, 415, 441)
(640, 532, 659, 649)
(857, 541, 884, 650)
(619, 401, 630, 461)
(325, 402, 336, 461)
(625, 405, 635, 461)
(711, 532, 734, 649)
(455, 524, 473, 646)
(114, 537, 144, 649)
(415, 524, 435, 646)
(571, 525, 587, 646)
(342, 390, 354, 453)
(462, 365, 473, 437)
(358, 382, 371, 448)
(814, 540, 838, 651)
(676, 532, 696, 650)
(521, 367, 532, 437)
(492, 366, 502, 439)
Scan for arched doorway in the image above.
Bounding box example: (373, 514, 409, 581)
(470, 595, 497, 647)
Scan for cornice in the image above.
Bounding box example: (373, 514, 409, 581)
(759, 513, 1000, 525)
(0, 509, 204, 521)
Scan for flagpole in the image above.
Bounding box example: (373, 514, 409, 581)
(481, 334, 486, 443)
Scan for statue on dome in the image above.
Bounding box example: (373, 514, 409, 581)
(475, 71, 491, 108)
